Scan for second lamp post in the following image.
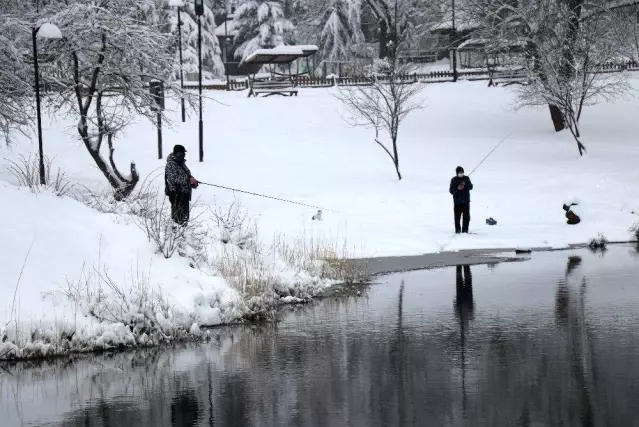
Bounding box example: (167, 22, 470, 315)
(194, 0, 204, 163)
(32, 22, 63, 186)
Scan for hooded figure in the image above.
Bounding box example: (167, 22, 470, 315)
(165, 144, 198, 225)
(449, 166, 474, 233)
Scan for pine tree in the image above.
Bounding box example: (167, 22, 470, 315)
(141, 0, 224, 80)
(319, 0, 364, 62)
(233, 0, 295, 60)
(168, 2, 225, 79)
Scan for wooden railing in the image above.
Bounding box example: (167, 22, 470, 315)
(183, 60, 639, 91)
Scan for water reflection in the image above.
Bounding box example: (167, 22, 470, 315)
(2, 246, 639, 427)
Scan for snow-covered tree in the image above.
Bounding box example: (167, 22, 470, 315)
(142, 0, 224, 80)
(319, 0, 364, 62)
(356, 0, 436, 60)
(233, 0, 295, 60)
(466, 0, 629, 156)
(0, 3, 32, 143)
(177, 2, 225, 79)
(38, 0, 194, 199)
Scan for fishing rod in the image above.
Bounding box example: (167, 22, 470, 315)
(468, 132, 513, 176)
(197, 181, 340, 213)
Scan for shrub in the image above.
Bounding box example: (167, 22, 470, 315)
(588, 233, 608, 251)
(209, 198, 258, 250)
(5, 154, 73, 196)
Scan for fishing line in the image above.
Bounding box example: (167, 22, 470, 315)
(197, 181, 340, 213)
(468, 132, 513, 176)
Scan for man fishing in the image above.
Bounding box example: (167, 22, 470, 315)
(449, 166, 474, 234)
(165, 144, 198, 226)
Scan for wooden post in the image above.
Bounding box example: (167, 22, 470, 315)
(157, 112, 163, 159)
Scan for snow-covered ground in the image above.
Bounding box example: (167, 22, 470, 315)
(1, 78, 638, 358)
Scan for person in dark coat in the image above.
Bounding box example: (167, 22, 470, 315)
(165, 145, 198, 225)
(449, 166, 474, 233)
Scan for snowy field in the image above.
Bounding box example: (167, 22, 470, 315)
(1, 78, 638, 358)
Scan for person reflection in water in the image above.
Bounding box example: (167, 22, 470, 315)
(171, 389, 201, 427)
(455, 264, 474, 324)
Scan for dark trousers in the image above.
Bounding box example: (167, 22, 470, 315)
(169, 193, 190, 226)
(454, 203, 470, 233)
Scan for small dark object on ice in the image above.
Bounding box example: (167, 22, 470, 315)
(515, 249, 532, 254)
(588, 233, 608, 250)
(563, 203, 581, 225)
(486, 217, 497, 226)
(312, 210, 323, 221)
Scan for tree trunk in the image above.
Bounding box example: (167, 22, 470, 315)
(392, 136, 402, 180)
(549, 104, 566, 132)
(379, 20, 388, 59)
(568, 121, 586, 156)
(77, 117, 140, 200)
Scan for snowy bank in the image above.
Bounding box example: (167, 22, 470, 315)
(0, 181, 348, 360)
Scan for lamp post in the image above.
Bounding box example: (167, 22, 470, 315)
(194, 0, 204, 162)
(451, 0, 458, 82)
(224, 3, 230, 90)
(169, 0, 186, 122)
(32, 22, 62, 186)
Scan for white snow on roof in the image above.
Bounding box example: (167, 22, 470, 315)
(294, 45, 319, 52)
(243, 46, 305, 64)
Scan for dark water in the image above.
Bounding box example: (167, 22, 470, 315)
(2, 245, 639, 427)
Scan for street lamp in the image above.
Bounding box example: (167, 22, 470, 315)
(451, 0, 458, 82)
(224, 4, 230, 90)
(194, 0, 204, 163)
(169, 0, 186, 122)
(32, 22, 62, 186)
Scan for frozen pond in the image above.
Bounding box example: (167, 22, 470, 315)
(2, 245, 639, 426)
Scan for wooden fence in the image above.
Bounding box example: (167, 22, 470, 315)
(184, 60, 639, 91)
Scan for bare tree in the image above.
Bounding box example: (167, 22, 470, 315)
(335, 58, 423, 180)
(0, 5, 32, 144)
(38, 0, 193, 199)
(465, 0, 629, 155)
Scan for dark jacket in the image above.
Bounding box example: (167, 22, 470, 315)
(165, 153, 192, 200)
(449, 176, 473, 205)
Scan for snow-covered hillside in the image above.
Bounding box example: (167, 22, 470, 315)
(1, 78, 638, 359)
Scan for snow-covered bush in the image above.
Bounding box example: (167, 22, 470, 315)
(132, 191, 207, 260)
(271, 233, 370, 284)
(5, 154, 74, 196)
(57, 263, 183, 342)
(209, 198, 258, 249)
(211, 241, 278, 316)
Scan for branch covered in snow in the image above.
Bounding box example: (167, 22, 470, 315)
(318, 0, 365, 62)
(0, 4, 33, 144)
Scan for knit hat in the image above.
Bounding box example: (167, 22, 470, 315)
(456, 166, 464, 173)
